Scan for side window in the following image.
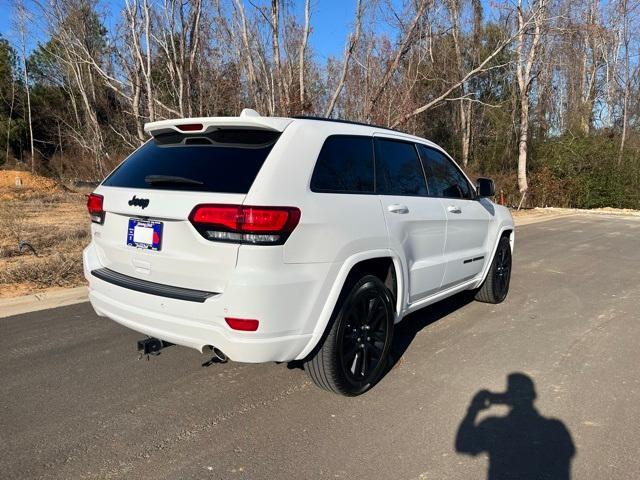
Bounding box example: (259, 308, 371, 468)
(310, 135, 374, 193)
(374, 138, 428, 196)
(418, 145, 473, 199)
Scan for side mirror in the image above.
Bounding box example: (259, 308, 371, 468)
(476, 177, 495, 198)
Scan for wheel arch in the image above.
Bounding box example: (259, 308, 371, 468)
(475, 225, 514, 288)
(294, 249, 403, 361)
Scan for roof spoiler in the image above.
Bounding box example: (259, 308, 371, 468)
(144, 110, 292, 137)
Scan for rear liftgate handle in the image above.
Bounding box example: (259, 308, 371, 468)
(388, 204, 410, 214)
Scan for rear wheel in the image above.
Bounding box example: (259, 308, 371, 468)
(475, 235, 512, 304)
(304, 275, 394, 396)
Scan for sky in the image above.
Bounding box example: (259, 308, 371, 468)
(0, 0, 370, 61)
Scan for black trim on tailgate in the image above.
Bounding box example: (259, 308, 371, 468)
(91, 268, 217, 303)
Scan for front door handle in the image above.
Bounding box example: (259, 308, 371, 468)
(388, 204, 409, 214)
(447, 205, 462, 214)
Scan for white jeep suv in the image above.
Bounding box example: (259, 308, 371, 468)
(83, 109, 514, 396)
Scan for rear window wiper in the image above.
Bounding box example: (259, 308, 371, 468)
(144, 175, 204, 186)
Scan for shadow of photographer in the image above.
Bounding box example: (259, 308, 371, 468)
(456, 373, 575, 480)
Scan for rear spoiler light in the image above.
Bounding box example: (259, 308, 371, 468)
(176, 123, 203, 132)
(189, 204, 300, 245)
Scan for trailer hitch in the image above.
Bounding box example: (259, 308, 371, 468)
(137, 337, 173, 360)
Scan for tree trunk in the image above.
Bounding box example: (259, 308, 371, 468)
(617, 0, 630, 165)
(17, 4, 35, 172)
(271, 0, 284, 114)
(132, 68, 145, 142)
(143, 0, 155, 121)
(5, 77, 14, 162)
(514, 0, 545, 194)
(460, 101, 472, 167)
(517, 93, 530, 193)
(298, 0, 310, 113)
(234, 0, 259, 109)
(448, 0, 471, 166)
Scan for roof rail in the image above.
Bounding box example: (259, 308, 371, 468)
(292, 116, 402, 133)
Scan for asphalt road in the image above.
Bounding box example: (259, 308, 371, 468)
(2, 214, 640, 480)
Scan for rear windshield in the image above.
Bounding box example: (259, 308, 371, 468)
(102, 129, 281, 193)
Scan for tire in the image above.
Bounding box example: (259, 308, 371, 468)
(304, 275, 395, 396)
(475, 235, 512, 304)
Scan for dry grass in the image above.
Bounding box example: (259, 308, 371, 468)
(0, 174, 89, 298)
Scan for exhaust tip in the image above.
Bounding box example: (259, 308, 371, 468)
(202, 346, 228, 366)
(212, 347, 228, 363)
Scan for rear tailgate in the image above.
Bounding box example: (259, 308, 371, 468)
(93, 187, 243, 293)
(90, 127, 283, 294)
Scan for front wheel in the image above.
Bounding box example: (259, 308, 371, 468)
(304, 275, 395, 396)
(475, 235, 512, 304)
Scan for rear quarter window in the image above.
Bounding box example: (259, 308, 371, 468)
(102, 129, 280, 194)
(310, 135, 375, 193)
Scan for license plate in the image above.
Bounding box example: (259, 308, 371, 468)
(127, 219, 163, 251)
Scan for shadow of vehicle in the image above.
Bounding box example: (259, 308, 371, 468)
(388, 290, 476, 366)
(456, 373, 576, 480)
(288, 290, 476, 373)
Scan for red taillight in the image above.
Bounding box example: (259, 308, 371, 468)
(225, 317, 259, 331)
(176, 123, 203, 132)
(191, 205, 242, 231)
(243, 208, 291, 232)
(87, 193, 105, 224)
(189, 204, 300, 245)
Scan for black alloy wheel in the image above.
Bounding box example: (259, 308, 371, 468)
(494, 240, 512, 300)
(475, 235, 512, 304)
(338, 284, 391, 385)
(305, 275, 395, 396)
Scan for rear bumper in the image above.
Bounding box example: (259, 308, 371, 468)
(83, 243, 331, 363)
(88, 288, 311, 362)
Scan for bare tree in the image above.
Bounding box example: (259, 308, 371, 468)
(325, 0, 362, 118)
(4, 62, 16, 163)
(391, 23, 528, 128)
(151, 0, 204, 117)
(446, 0, 475, 166)
(365, 0, 429, 121)
(270, 0, 285, 113)
(579, 0, 603, 134)
(617, 0, 630, 164)
(298, 0, 310, 113)
(233, 0, 261, 109)
(15, 1, 35, 172)
(515, 0, 546, 194)
(123, 0, 146, 140)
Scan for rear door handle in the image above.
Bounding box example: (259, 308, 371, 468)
(388, 204, 409, 214)
(447, 205, 462, 214)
